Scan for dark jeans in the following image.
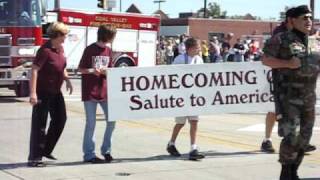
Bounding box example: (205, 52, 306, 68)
(166, 56, 174, 64)
(28, 92, 67, 161)
(202, 55, 209, 63)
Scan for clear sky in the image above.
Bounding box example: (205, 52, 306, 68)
(49, 0, 319, 20)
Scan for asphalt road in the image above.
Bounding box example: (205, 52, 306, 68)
(0, 78, 319, 180)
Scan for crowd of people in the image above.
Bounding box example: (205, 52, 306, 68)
(158, 32, 264, 65)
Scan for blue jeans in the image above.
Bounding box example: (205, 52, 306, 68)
(83, 101, 116, 161)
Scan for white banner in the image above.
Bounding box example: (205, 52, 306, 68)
(107, 62, 274, 121)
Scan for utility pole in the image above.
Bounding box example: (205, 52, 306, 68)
(153, 0, 166, 10)
(54, 0, 60, 10)
(203, 0, 207, 18)
(310, 0, 314, 18)
(119, 0, 122, 12)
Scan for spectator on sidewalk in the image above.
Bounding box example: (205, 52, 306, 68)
(233, 38, 245, 62)
(209, 37, 222, 63)
(178, 34, 188, 55)
(221, 32, 234, 61)
(201, 40, 209, 63)
(165, 39, 174, 64)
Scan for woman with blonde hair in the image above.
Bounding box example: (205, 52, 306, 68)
(28, 22, 73, 167)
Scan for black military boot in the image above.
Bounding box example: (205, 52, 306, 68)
(291, 149, 304, 180)
(280, 164, 292, 180)
(291, 164, 300, 180)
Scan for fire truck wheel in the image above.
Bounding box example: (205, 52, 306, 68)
(114, 58, 134, 67)
(15, 81, 30, 97)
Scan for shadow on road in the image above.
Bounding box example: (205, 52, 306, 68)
(0, 162, 28, 169)
(111, 150, 263, 163)
(203, 150, 263, 157)
(0, 161, 86, 170)
(0, 150, 264, 170)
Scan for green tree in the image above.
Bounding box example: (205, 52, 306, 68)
(207, 2, 227, 18)
(197, 2, 227, 18)
(228, 13, 261, 20)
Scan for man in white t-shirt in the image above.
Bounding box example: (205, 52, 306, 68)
(167, 37, 205, 160)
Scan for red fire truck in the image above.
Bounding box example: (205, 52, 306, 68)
(0, 0, 160, 97)
(0, 0, 43, 97)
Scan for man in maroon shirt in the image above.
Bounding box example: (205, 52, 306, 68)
(28, 22, 73, 167)
(78, 25, 117, 163)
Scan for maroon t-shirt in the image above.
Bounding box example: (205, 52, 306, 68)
(78, 43, 112, 101)
(33, 41, 66, 94)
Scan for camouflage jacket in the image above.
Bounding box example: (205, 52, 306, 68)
(263, 30, 320, 105)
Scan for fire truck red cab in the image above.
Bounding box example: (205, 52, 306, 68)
(0, 0, 43, 97)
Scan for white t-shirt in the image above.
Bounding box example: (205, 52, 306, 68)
(172, 53, 203, 65)
(178, 42, 186, 54)
(165, 45, 174, 56)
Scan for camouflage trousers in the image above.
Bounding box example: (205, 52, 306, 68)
(277, 102, 315, 165)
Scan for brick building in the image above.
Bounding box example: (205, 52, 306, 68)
(160, 17, 280, 46)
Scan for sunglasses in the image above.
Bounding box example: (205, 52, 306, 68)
(302, 15, 313, 20)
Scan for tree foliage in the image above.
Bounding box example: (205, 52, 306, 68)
(196, 1, 262, 20)
(207, 2, 227, 18)
(197, 2, 227, 18)
(229, 13, 261, 20)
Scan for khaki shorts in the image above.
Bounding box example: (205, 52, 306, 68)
(175, 116, 199, 124)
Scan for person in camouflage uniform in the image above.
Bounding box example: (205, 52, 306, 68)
(263, 5, 319, 180)
(260, 7, 295, 154)
(261, 7, 316, 154)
